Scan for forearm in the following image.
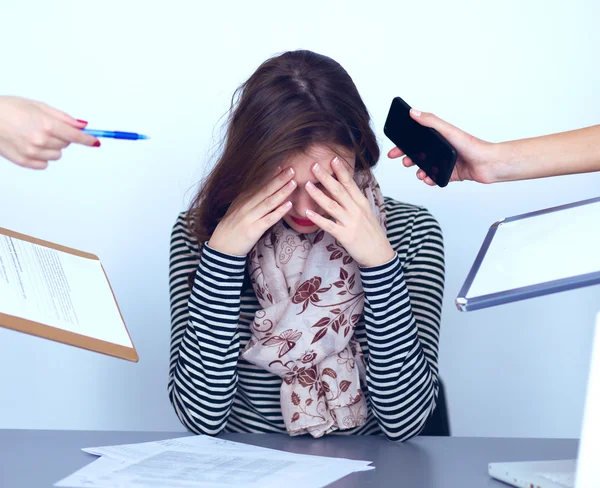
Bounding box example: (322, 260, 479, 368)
(169, 243, 247, 435)
(491, 125, 600, 182)
(361, 255, 438, 441)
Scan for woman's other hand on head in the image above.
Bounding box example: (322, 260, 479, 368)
(207, 167, 296, 256)
(387, 109, 500, 186)
(305, 156, 395, 268)
(0, 96, 99, 169)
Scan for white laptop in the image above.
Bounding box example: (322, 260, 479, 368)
(454, 197, 600, 488)
(488, 310, 600, 488)
(456, 197, 600, 311)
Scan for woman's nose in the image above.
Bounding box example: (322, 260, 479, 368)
(292, 189, 319, 216)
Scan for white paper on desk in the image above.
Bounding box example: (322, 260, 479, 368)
(58, 445, 372, 488)
(82, 435, 373, 469)
(82, 435, 283, 461)
(0, 235, 131, 347)
(55, 456, 130, 487)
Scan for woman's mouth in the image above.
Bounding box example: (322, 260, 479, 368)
(290, 216, 315, 227)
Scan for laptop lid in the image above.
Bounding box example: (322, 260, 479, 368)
(575, 311, 600, 488)
(456, 197, 600, 312)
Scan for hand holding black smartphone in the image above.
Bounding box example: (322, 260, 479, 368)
(384, 97, 457, 187)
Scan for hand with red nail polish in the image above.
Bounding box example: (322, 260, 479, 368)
(0, 96, 100, 170)
(305, 157, 395, 268)
(208, 167, 296, 256)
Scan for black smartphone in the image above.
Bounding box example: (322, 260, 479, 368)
(384, 97, 457, 187)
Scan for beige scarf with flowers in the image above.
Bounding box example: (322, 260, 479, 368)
(241, 174, 386, 437)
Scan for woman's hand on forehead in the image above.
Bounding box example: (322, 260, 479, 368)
(304, 156, 395, 268)
(280, 146, 354, 185)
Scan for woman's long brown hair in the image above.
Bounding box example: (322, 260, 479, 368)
(187, 50, 380, 248)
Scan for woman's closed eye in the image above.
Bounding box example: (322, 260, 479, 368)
(313, 182, 334, 199)
(291, 182, 327, 194)
(316, 174, 340, 189)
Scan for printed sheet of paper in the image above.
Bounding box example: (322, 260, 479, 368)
(56, 435, 373, 488)
(0, 234, 131, 347)
(81, 435, 278, 462)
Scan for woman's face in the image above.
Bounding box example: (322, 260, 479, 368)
(281, 144, 355, 234)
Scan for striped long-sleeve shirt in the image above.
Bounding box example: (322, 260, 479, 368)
(168, 197, 445, 442)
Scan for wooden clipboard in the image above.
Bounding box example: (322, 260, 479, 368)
(0, 227, 138, 362)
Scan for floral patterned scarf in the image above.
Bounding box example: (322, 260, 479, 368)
(241, 174, 386, 437)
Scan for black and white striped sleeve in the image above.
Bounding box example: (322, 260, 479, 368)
(360, 208, 445, 442)
(168, 214, 246, 435)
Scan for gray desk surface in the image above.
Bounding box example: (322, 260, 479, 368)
(0, 429, 578, 487)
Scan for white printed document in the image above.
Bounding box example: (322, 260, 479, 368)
(55, 435, 374, 488)
(0, 228, 137, 361)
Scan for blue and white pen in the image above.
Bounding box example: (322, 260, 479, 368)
(82, 129, 149, 140)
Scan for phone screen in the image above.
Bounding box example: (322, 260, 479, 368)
(384, 97, 457, 187)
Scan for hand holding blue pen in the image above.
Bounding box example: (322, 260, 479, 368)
(82, 129, 149, 140)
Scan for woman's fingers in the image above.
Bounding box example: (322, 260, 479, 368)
(246, 167, 296, 211)
(37, 137, 70, 150)
(258, 201, 293, 231)
(51, 120, 98, 146)
(39, 102, 86, 128)
(387, 146, 405, 159)
(311, 161, 356, 211)
(329, 157, 364, 205)
(12, 155, 49, 170)
(33, 149, 62, 161)
(4, 142, 59, 167)
(390, 148, 417, 170)
(402, 156, 415, 167)
(27, 159, 50, 170)
(402, 158, 436, 186)
(416, 168, 436, 186)
(251, 179, 297, 220)
(305, 180, 346, 222)
(305, 209, 337, 236)
(380, 143, 441, 186)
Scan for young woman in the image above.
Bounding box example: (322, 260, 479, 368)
(168, 50, 445, 442)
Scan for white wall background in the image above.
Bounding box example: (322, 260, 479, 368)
(1, 0, 599, 438)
